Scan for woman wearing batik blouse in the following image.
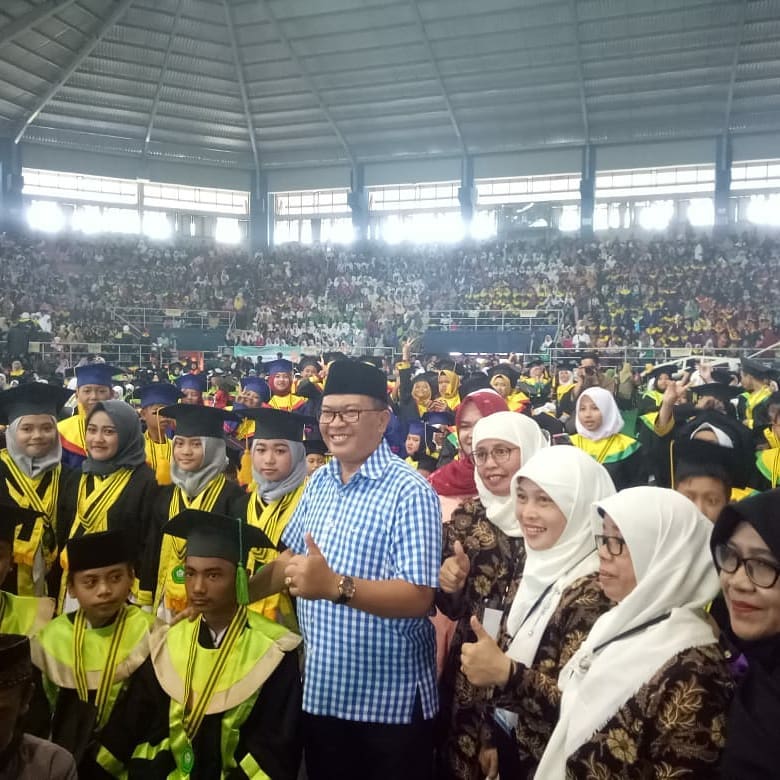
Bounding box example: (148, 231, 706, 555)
(435, 411, 548, 780)
(460, 445, 616, 778)
(535, 487, 733, 779)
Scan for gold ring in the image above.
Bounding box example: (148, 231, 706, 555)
(284, 576, 293, 587)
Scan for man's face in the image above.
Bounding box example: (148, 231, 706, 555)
(68, 564, 134, 626)
(181, 389, 203, 405)
(77, 384, 112, 414)
(319, 394, 388, 467)
(140, 404, 172, 435)
(185, 556, 236, 614)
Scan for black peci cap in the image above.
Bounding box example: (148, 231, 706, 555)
(0, 383, 73, 424)
(0, 634, 33, 689)
(236, 407, 307, 442)
(160, 404, 237, 438)
(323, 360, 387, 403)
(304, 439, 328, 456)
(66, 530, 132, 573)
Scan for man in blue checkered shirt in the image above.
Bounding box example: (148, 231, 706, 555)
(248, 359, 442, 780)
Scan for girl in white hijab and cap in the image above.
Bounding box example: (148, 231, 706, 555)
(571, 386, 645, 489)
(534, 486, 733, 779)
(460, 445, 616, 779)
(436, 411, 548, 780)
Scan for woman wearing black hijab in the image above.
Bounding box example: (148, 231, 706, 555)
(711, 488, 780, 777)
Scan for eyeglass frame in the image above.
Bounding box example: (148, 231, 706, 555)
(714, 543, 780, 589)
(473, 445, 520, 466)
(594, 534, 627, 557)
(319, 407, 384, 424)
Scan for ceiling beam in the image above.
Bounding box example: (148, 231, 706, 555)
(0, 0, 78, 49)
(408, 0, 467, 156)
(723, 0, 747, 134)
(143, 0, 184, 157)
(14, 0, 136, 144)
(222, 0, 260, 175)
(256, 0, 356, 167)
(569, 0, 590, 142)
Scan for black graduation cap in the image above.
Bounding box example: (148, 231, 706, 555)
(304, 439, 328, 456)
(66, 530, 132, 573)
(163, 509, 273, 565)
(362, 355, 385, 371)
(323, 352, 348, 365)
(298, 356, 322, 373)
(236, 407, 307, 442)
(0, 383, 73, 424)
(0, 505, 42, 547)
(160, 404, 237, 438)
(690, 384, 743, 405)
(0, 634, 32, 689)
(673, 437, 751, 489)
(711, 367, 738, 386)
(528, 410, 564, 437)
(459, 372, 492, 397)
(555, 360, 578, 372)
(323, 360, 387, 402)
(487, 364, 520, 385)
(643, 363, 677, 382)
(411, 372, 438, 394)
(741, 357, 776, 381)
(524, 359, 544, 370)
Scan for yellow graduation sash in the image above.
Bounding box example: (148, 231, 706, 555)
(745, 385, 771, 428)
(757, 448, 780, 489)
(144, 434, 172, 486)
(571, 433, 640, 465)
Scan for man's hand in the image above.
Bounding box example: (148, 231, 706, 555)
(284, 533, 338, 601)
(460, 616, 512, 688)
(478, 747, 499, 780)
(439, 540, 470, 594)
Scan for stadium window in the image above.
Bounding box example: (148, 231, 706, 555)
(215, 217, 241, 244)
(104, 208, 140, 234)
(638, 200, 673, 231)
(143, 212, 172, 241)
(687, 198, 714, 227)
(72, 205, 103, 234)
(732, 159, 780, 192)
(27, 200, 65, 233)
(746, 194, 780, 225)
(471, 210, 497, 240)
(558, 206, 580, 232)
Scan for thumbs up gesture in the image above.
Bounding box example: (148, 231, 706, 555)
(439, 540, 471, 594)
(460, 615, 513, 688)
(284, 532, 338, 601)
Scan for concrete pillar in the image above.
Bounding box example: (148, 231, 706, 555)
(579, 144, 596, 239)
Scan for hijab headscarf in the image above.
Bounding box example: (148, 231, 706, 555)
(428, 389, 508, 497)
(711, 489, 780, 778)
(691, 422, 734, 448)
(575, 387, 624, 441)
(82, 401, 146, 476)
(5, 416, 61, 478)
(535, 487, 719, 779)
(439, 370, 461, 409)
(472, 411, 549, 536)
(170, 436, 228, 498)
(506, 447, 616, 664)
(251, 439, 307, 503)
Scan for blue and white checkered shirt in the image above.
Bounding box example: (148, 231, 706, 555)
(281, 439, 442, 723)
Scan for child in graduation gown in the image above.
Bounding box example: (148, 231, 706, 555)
(31, 530, 157, 777)
(233, 407, 309, 626)
(136, 383, 182, 487)
(141, 405, 244, 619)
(0, 383, 77, 598)
(58, 401, 158, 614)
(266, 359, 307, 412)
(99, 510, 303, 780)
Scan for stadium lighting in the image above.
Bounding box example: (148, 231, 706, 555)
(72, 205, 103, 235)
(143, 212, 172, 241)
(638, 200, 673, 232)
(746, 195, 780, 225)
(471, 211, 497, 240)
(558, 206, 580, 232)
(687, 199, 714, 227)
(104, 208, 140, 234)
(215, 217, 241, 245)
(27, 200, 65, 233)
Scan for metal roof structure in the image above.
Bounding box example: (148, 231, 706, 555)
(0, 0, 778, 175)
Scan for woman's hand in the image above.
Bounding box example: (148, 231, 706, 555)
(461, 616, 512, 688)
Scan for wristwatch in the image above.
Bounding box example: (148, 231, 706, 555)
(334, 574, 356, 605)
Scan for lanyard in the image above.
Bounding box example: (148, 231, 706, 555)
(593, 611, 671, 655)
(73, 606, 130, 727)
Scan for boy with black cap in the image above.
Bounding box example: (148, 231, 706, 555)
(0, 383, 76, 597)
(31, 530, 156, 776)
(303, 439, 328, 476)
(135, 383, 182, 486)
(58, 364, 119, 469)
(0, 634, 77, 779)
(739, 357, 777, 430)
(101, 510, 302, 779)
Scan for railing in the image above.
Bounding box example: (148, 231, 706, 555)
(425, 309, 563, 334)
(547, 345, 779, 369)
(109, 306, 236, 331)
(28, 341, 164, 368)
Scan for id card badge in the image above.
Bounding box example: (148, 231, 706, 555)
(481, 607, 503, 640)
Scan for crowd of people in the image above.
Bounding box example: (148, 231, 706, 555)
(0, 336, 779, 778)
(1, 229, 779, 357)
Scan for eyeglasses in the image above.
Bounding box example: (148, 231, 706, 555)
(714, 543, 780, 589)
(473, 445, 519, 466)
(319, 408, 381, 424)
(595, 534, 627, 556)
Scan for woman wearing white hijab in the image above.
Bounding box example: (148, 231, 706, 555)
(571, 386, 645, 489)
(460, 446, 616, 778)
(436, 411, 548, 780)
(534, 487, 733, 779)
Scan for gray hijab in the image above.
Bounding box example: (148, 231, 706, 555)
(82, 401, 146, 476)
(252, 439, 307, 503)
(170, 436, 228, 499)
(5, 416, 62, 478)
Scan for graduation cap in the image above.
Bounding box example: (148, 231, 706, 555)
(323, 352, 348, 365)
(240, 376, 270, 402)
(741, 357, 777, 381)
(422, 409, 456, 428)
(407, 421, 425, 438)
(163, 510, 273, 605)
(362, 355, 385, 371)
(298, 356, 322, 373)
(673, 437, 750, 490)
(642, 363, 677, 382)
(266, 359, 294, 376)
(555, 360, 578, 372)
(0, 505, 42, 547)
(0, 634, 33, 689)
(236, 407, 307, 442)
(711, 367, 738, 386)
(459, 372, 493, 397)
(411, 372, 438, 395)
(487, 364, 520, 385)
(134, 383, 182, 409)
(323, 360, 387, 403)
(0, 383, 73, 424)
(690, 383, 743, 406)
(160, 404, 237, 438)
(524, 359, 544, 370)
(303, 440, 328, 457)
(75, 364, 121, 388)
(66, 530, 132, 573)
(174, 374, 207, 394)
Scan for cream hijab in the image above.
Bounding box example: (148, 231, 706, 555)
(472, 411, 549, 537)
(506, 446, 616, 664)
(575, 386, 624, 441)
(535, 487, 720, 779)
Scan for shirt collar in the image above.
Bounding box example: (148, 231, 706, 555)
(326, 438, 393, 484)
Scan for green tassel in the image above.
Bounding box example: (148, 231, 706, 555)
(236, 566, 250, 606)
